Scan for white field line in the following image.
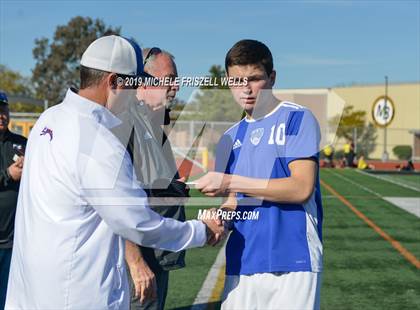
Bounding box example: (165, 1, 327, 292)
(327, 170, 420, 219)
(327, 170, 382, 198)
(382, 197, 420, 218)
(323, 195, 378, 199)
(191, 243, 226, 310)
(355, 169, 420, 193)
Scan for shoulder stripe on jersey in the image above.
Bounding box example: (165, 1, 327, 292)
(282, 103, 301, 110)
(261, 101, 283, 119)
(286, 111, 304, 136)
(283, 101, 304, 108)
(224, 117, 245, 135)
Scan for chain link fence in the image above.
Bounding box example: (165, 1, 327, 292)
(9, 113, 419, 165)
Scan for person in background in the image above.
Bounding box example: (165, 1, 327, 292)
(5, 35, 224, 309)
(357, 154, 374, 170)
(0, 91, 27, 309)
(343, 139, 355, 168)
(118, 47, 187, 310)
(323, 145, 334, 168)
(397, 160, 415, 172)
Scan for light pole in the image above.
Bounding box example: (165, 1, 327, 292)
(381, 76, 389, 162)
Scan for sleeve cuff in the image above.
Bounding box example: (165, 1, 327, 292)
(287, 156, 319, 166)
(188, 220, 207, 248)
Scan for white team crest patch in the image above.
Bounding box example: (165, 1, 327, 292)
(250, 128, 264, 146)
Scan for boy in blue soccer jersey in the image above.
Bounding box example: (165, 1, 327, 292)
(196, 40, 323, 310)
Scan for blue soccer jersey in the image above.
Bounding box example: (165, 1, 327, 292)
(215, 101, 323, 275)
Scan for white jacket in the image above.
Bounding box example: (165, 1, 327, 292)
(5, 89, 206, 309)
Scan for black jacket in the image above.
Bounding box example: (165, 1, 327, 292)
(113, 104, 187, 272)
(0, 129, 27, 248)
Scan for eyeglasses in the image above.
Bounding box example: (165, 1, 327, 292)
(143, 47, 162, 66)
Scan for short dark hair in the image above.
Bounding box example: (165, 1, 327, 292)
(225, 39, 273, 76)
(80, 65, 110, 89)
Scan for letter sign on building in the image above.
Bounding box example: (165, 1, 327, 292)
(372, 96, 395, 127)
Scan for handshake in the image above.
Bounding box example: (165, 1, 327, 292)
(194, 172, 238, 246)
(201, 208, 229, 246)
(146, 177, 231, 246)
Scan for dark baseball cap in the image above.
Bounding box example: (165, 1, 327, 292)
(0, 91, 8, 105)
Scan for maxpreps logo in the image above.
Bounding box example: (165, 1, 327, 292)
(40, 127, 53, 141)
(197, 209, 260, 221)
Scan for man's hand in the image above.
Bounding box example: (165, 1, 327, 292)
(7, 157, 24, 181)
(202, 208, 226, 246)
(196, 172, 231, 197)
(125, 241, 157, 304)
(130, 260, 157, 304)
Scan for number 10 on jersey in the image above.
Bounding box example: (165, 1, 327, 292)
(268, 123, 286, 145)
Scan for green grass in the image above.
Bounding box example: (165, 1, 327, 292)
(165, 170, 420, 309)
(329, 169, 419, 197)
(321, 169, 420, 257)
(165, 190, 223, 309)
(378, 174, 420, 190)
(321, 169, 420, 309)
(321, 196, 420, 309)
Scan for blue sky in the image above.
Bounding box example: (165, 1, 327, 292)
(0, 0, 419, 100)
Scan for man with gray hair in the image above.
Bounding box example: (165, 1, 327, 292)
(113, 47, 190, 310)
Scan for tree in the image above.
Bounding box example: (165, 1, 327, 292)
(199, 65, 229, 90)
(32, 16, 120, 105)
(0, 65, 33, 96)
(392, 145, 412, 160)
(333, 105, 366, 140)
(8, 102, 43, 113)
(183, 65, 242, 122)
(167, 98, 188, 121)
(357, 123, 377, 157)
(331, 105, 378, 158)
(0, 65, 43, 112)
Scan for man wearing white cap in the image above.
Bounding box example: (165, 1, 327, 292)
(5, 35, 224, 309)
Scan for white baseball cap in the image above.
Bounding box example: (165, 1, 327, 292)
(80, 35, 146, 76)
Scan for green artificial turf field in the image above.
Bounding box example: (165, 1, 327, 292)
(165, 196, 223, 309)
(367, 173, 420, 191)
(165, 169, 420, 310)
